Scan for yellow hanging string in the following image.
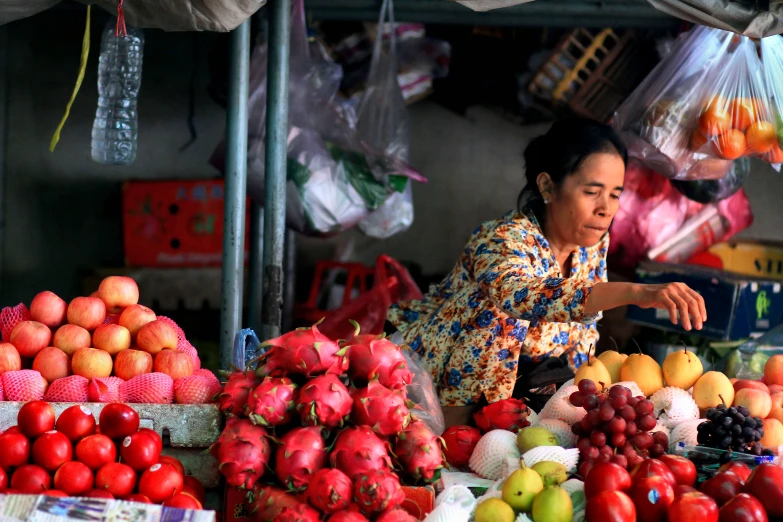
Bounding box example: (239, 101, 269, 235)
(50, 5, 91, 152)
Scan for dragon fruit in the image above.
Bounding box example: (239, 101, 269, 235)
(350, 381, 411, 436)
(274, 426, 327, 490)
(473, 398, 530, 433)
(330, 426, 393, 479)
(394, 419, 446, 483)
(210, 417, 271, 489)
(304, 468, 353, 513)
(219, 371, 258, 417)
(441, 425, 482, 468)
(376, 509, 417, 522)
(248, 486, 301, 522)
(347, 334, 413, 390)
(353, 470, 405, 516)
(247, 377, 298, 427)
(258, 323, 349, 378)
(328, 512, 369, 522)
(296, 375, 352, 428)
(272, 503, 321, 522)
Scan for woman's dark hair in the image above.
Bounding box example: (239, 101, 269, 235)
(519, 118, 628, 213)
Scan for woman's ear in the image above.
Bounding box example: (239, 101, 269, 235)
(536, 172, 554, 203)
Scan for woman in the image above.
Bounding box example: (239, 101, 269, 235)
(388, 118, 707, 426)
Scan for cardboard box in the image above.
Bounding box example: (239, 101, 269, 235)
(627, 262, 783, 341)
(689, 240, 783, 281)
(123, 180, 250, 267)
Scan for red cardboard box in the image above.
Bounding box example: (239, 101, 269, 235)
(123, 180, 250, 267)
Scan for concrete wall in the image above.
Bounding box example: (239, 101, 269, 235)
(3, 9, 783, 307)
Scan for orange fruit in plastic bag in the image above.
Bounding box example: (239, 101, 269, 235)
(713, 129, 747, 159)
(746, 121, 776, 154)
(699, 104, 731, 137)
(729, 98, 757, 131)
(763, 144, 783, 163)
(691, 129, 708, 151)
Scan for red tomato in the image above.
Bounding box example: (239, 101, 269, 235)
(586, 491, 637, 522)
(10, 465, 51, 494)
(17, 401, 55, 438)
(56, 405, 96, 442)
(42, 491, 68, 498)
(95, 462, 137, 498)
(125, 494, 152, 504)
(3, 427, 21, 435)
(658, 455, 697, 487)
(158, 455, 185, 478)
(182, 476, 206, 505)
(98, 404, 139, 440)
(75, 434, 117, 470)
(0, 433, 30, 469)
(138, 428, 163, 454)
(83, 489, 115, 499)
(139, 463, 184, 503)
(585, 462, 633, 499)
(32, 431, 73, 472)
(0, 468, 7, 489)
(163, 493, 202, 510)
(668, 492, 719, 522)
(53, 461, 94, 496)
(120, 432, 161, 471)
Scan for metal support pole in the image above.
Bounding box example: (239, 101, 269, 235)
(261, 0, 291, 341)
(219, 20, 251, 370)
(0, 26, 8, 300)
(282, 229, 296, 333)
(248, 204, 264, 333)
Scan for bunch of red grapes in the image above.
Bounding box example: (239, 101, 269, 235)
(569, 379, 669, 476)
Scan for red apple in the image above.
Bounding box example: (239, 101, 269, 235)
(585, 462, 632, 499)
(67, 297, 106, 331)
(765, 354, 783, 387)
(673, 485, 698, 497)
(98, 276, 139, 313)
(32, 347, 71, 382)
(718, 493, 768, 522)
(699, 471, 744, 507)
(733, 380, 770, 394)
(153, 350, 193, 379)
(137, 320, 177, 355)
(29, 291, 67, 329)
(744, 463, 783, 518)
(717, 462, 752, 482)
(733, 388, 772, 419)
(114, 349, 153, 381)
(658, 455, 697, 487)
(631, 459, 678, 488)
(769, 384, 783, 395)
(9, 321, 51, 358)
(759, 418, 783, 449)
(92, 324, 131, 356)
(669, 492, 719, 522)
(72, 347, 113, 379)
(631, 476, 675, 522)
(586, 491, 636, 522)
(0, 343, 22, 374)
(768, 393, 783, 424)
(52, 324, 91, 356)
(119, 305, 157, 339)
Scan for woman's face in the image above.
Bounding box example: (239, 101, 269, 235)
(543, 152, 625, 248)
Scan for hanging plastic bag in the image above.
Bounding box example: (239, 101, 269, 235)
(671, 157, 751, 204)
(761, 35, 783, 165)
(356, 0, 416, 240)
(613, 26, 733, 178)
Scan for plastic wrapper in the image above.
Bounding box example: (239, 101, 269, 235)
(357, 0, 416, 239)
(721, 322, 783, 379)
(232, 328, 262, 371)
(646, 0, 783, 39)
(402, 347, 446, 436)
(673, 443, 775, 483)
(762, 35, 783, 163)
(671, 156, 750, 204)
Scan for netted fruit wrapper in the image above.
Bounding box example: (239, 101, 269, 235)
(521, 446, 580, 473)
(669, 418, 706, 448)
(539, 385, 586, 425)
(650, 386, 700, 428)
(468, 430, 520, 480)
(534, 418, 578, 448)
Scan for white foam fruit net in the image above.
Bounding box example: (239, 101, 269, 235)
(539, 385, 586, 425)
(650, 386, 700, 428)
(535, 418, 578, 449)
(427, 485, 474, 522)
(670, 418, 705, 448)
(469, 430, 520, 480)
(651, 422, 671, 439)
(521, 447, 580, 473)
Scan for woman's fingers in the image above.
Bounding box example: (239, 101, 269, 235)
(689, 288, 707, 322)
(670, 293, 692, 331)
(662, 295, 678, 326)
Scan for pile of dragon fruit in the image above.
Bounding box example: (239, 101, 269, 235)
(210, 323, 446, 522)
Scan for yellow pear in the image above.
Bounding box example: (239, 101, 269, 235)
(692, 371, 735, 410)
(619, 347, 664, 397)
(597, 350, 628, 384)
(662, 347, 703, 390)
(574, 346, 612, 389)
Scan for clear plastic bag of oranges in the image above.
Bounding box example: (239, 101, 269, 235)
(691, 36, 775, 163)
(761, 35, 783, 165)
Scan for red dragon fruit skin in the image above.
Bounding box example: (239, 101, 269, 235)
(296, 375, 353, 428)
(246, 377, 298, 427)
(218, 371, 259, 417)
(347, 335, 413, 390)
(258, 323, 349, 378)
(473, 398, 530, 433)
(330, 426, 393, 479)
(328, 511, 369, 522)
(441, 425, 482, 468)
(274, 426, 328, 490)
(210, 417, 271, 489)
(394, 419, 446, 483)
(350, 381, 411, 437)
(376, 509, 418, 522)
(304, 468, 353, 513)
(248, 486, 301, 522)
(353, 470, 405, 516)
(272, 503, 321, 522)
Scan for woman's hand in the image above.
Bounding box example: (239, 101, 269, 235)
(632, 283, 707, 331)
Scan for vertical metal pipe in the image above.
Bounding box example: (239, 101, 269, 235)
(0, 26, 8, 300)
(248, 204, 264, 333)
(219, 20, 251, 371)
(261, 0, 290, 341)
(282, 228, 296, 333)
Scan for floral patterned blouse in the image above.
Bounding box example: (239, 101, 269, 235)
(388, 208, 608, 407)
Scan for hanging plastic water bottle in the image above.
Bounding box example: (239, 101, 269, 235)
(91, 19, 144, 165)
